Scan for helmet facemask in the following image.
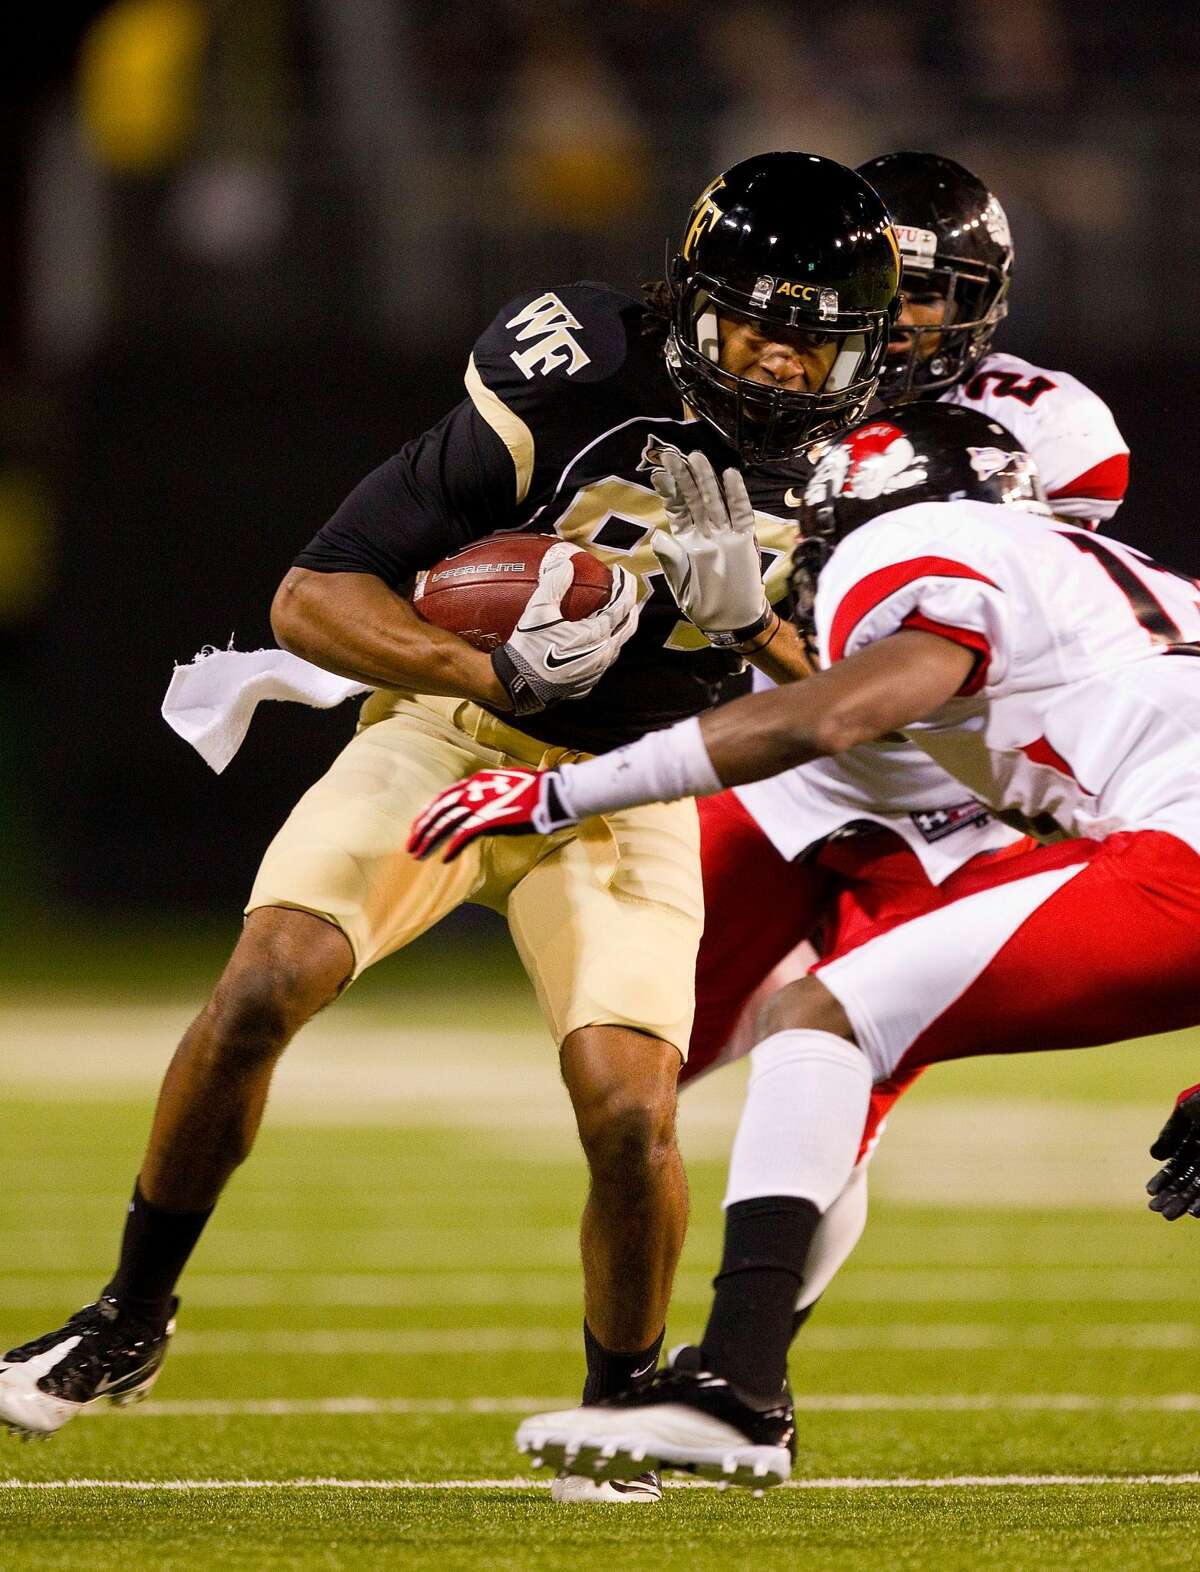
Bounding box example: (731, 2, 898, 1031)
(878, 260, 1009, 402)
(788, 531, 835, 662)
(666, 270, 892, 463)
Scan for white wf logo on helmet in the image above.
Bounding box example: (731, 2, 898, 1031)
(806, 426, 928, 503)
(508, 294, 592, 380)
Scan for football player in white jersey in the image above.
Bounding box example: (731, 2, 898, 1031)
(408, 404, 1200, 1487)
(865, 150, 1128, 528)
(681, 152, 1133, 1347)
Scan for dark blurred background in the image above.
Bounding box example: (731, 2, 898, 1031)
(2, 0, 1198, 940)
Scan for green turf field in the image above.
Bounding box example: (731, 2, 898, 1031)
(3, 934, 1199, 1569)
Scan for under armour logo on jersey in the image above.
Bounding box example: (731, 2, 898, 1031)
(508, 294, 592, 380)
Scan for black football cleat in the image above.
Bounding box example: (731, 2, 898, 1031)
(0, 1295, 177, 1437)
(517, 1346, 794, 1491)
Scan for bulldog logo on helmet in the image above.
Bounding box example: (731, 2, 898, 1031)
(805, 421, 929, 505)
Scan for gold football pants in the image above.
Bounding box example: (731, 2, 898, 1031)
(247, 689, 703, 1054)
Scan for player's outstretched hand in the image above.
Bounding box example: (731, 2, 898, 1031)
(492, 543, 641, 716)
(1146, 1085, 1200, 1219)
(650, 448, 771, 646)
(408, 766, 580, 863)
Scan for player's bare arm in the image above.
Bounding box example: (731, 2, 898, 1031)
(741, 613, 814, 683)
(696, 629, 973, 784)
(273, 566, 509, 705)
(274, 546, 641, 718)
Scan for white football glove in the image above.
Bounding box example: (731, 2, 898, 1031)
(650, 449, 772, 646)
(492, 542, 641, 715)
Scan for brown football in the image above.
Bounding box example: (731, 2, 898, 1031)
(411, 534, 613, 651)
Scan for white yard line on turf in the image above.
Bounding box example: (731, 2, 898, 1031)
(2, 1268, 1193, 1309)
(76, 1393, 1200, 1418)
(162, 1322, 1200, 1355)
(4, 1474, 1200, 1492)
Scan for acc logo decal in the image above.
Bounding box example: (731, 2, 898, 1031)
(775, 282, 840, 320)
(507, 294, 592, 380)
(805, 422, 928, 504)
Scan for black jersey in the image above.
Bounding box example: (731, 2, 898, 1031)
(296, 283, 804, 752)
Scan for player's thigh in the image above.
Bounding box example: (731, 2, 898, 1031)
(687, 791, 832, 1081)
(247, 704, 486, 977)
(814, 829, 941, 956)
(505, 797, 704, 1058)
(812, 832, 1032, 1145)
(817, 830, 1200, 1083)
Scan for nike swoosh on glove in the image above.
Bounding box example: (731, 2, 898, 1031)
(407, 766, 578, 863)
(492, 543, 641, 715)
(1147, 1084, 1200, 1219)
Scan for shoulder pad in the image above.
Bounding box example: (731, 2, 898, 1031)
(472, 284, 641, 401)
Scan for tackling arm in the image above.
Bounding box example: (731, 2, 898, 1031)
(697, 629, 971, 783)
(408, 629, 973, 860)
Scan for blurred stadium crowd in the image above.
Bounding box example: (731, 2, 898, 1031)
(1, 0, 1198, 917)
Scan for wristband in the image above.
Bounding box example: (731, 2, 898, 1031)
(558, 715, 723, 819)
(705, 604, 775, 649)
(491, 646, 547, 716)
(735, 611, 782, 655)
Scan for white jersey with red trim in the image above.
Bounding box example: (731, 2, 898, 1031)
(941, 351, 1129, 525)
(813, 500, 1200, 858)
(733, 737, 1023, 882)
(735, 352, 1129, 876)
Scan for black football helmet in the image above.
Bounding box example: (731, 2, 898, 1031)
(857, 152, 1013, 401)
(791, 402, 1048, 651)
(666, 152, 901, 463)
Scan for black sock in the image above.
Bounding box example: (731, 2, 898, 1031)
(582, 1320, 664, 1404)
(105, 1182, 213, 1328)
(700, 1195, 820, 1401)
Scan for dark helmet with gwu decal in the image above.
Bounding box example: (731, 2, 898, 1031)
(857, 151, 1014, 401)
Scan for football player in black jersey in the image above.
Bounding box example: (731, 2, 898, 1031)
(0, 152, 899, 1500)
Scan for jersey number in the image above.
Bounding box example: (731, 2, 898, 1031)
(964, 370, 1056, 406)
(1058, 531, 1200, 647)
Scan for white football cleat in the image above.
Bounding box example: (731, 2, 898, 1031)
(517, 1346, 794, 1490)
(549, 1470, 662, 1503)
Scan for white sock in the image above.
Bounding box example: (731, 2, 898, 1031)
(723, 1028, 872, 1212)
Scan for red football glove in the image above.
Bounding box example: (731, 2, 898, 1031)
(408, 766, 580, 863)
